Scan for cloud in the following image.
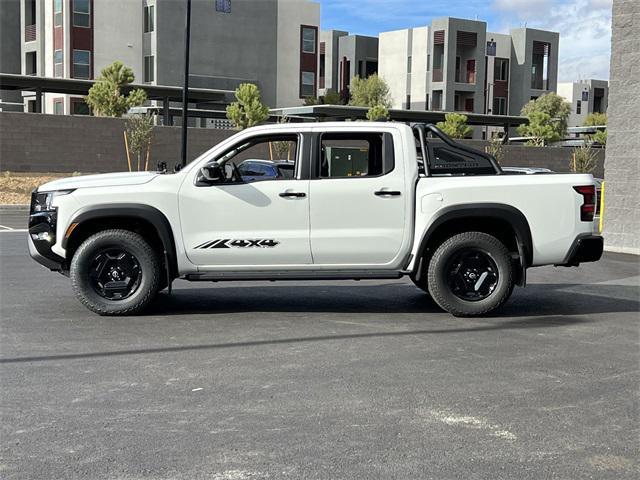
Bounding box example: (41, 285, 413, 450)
(491, 0, 612, 81)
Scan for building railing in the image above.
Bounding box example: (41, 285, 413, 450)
(25, 24, 37, 42)
(432, 69, 443, 82)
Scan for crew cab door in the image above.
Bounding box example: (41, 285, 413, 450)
(309, 127, 409, 267)
(179, 133, 312, 268)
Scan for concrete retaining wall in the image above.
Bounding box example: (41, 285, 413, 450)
(0, 112, 604, 178)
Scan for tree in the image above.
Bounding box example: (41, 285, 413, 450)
(322, 89, 342, 105)
(570, 145, 597, 174)
(124, 114, 154, 171)
(584, 112, 607, 146)
(86, 61, 147, 117)
(348, 74, 391, 108)
(517, 111, 559, 146)
(436, 113, 472, 139)
(366, 104, 390, 121)
(584, 112, 607, 126)
(520, 92, 571, 139)
(226, 83, 270, 130)
(486, 134, 504, 164)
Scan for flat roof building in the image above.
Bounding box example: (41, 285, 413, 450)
(558, 79, 608, 127)
(318, 30, 378, 102)
(379, 17, 559, 130)
(19, 0, 320, 115)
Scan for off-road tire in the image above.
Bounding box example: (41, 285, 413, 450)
(70, 229, 161, 316)
(427, 231, 514, 317)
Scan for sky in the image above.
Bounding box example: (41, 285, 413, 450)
(316, 0, 612, 82)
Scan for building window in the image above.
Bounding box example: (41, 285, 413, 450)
(54, 49, 63, 77)
(486, 41, 497, 56)
(144, 5, 154, 33)
(73, 0, 90, 27)
(531, 41, 550, 90)
(72, 49, 90, 79)
(425, 93, 429, 110)
(427, 54, 430, 72)
(71, 99, 90, 115)
(494, 58, 509, 81)
(301, 71, 315, 97)
(576, 100, 581, 115)
(54, 0, 63, 27)
(581, 90, 589, 102)
(407, 56, 412, 74)
(144, 55, 155, 82)
(215, 0, 231, 13)
(302, 27, 316, 54)
(54, 99, 64, 115)
(493, 97, 507, 115)
(406, 95, 411, 110)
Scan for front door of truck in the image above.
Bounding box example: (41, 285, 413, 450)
(308, 129, 408, 267)
(179, 133, 312, 268)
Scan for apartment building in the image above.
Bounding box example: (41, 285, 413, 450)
(318, 30, 378, 101)
(0, 0, 23, 111)
(18, 0, 320, 114)
(557, 79, 608, 127)
(379, 17, 559, 120)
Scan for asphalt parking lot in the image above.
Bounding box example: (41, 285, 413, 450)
(1, 211, 639, 480)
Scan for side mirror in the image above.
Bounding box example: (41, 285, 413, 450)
(199, 163, 223, 184)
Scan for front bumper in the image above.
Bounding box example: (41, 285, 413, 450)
(560, 234, 604, 267)
(28, 211, 65, 271)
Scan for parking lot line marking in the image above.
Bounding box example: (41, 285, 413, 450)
(0, 224, 12, 230)
(0, 228, 27, 233)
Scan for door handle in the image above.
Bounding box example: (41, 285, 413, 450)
(374, 190, 401, 197)
(279, 191, 306, 198)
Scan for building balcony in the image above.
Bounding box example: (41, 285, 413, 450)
(432, 69, 443, 82)
(25, 24, 37, 42)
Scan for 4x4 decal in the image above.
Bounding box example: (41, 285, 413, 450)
(194, 239, 280, 249)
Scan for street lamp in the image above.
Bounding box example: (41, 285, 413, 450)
(180, 0, 192, 169)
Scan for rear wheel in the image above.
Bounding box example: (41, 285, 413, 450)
(70, 229, 161, 315)
(427, 231, 514, 317)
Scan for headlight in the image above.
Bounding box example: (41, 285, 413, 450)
(31, 189, 75, 213)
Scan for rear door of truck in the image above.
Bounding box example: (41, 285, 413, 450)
(308, 125, 409, 267)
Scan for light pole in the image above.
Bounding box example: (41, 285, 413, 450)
(180, 0, 192, 169)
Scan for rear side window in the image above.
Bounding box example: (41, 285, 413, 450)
(428, 144, 497, 176)
(319, 132, 394, 178)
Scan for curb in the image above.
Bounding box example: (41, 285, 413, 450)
(0, 204, 29, 212)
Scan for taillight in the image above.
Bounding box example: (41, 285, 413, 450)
(574, 185, 596, 221)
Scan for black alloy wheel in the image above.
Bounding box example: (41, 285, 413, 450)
(88, 248, 143, 300)
(446, 248, 499, 302)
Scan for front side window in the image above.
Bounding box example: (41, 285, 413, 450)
(199, 135, 299, 185)
(73, 49, 90, 79)
(54, 49, 63, 77)
(54, 0, 63, 26)
(302, 27, 316, 54)
(319, 132, 394, 179)
(301, 71, 315, 97)
(73, 0, 90, 27)
(144, 5, 155, 33)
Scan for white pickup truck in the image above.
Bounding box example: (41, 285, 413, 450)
(28, 122, 603, 317)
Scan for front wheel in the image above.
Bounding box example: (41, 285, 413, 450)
(70, 229, 161, 316)
(427, 232, 515, 317)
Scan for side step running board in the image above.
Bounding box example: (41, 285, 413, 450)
(184, 270, 405, 282)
